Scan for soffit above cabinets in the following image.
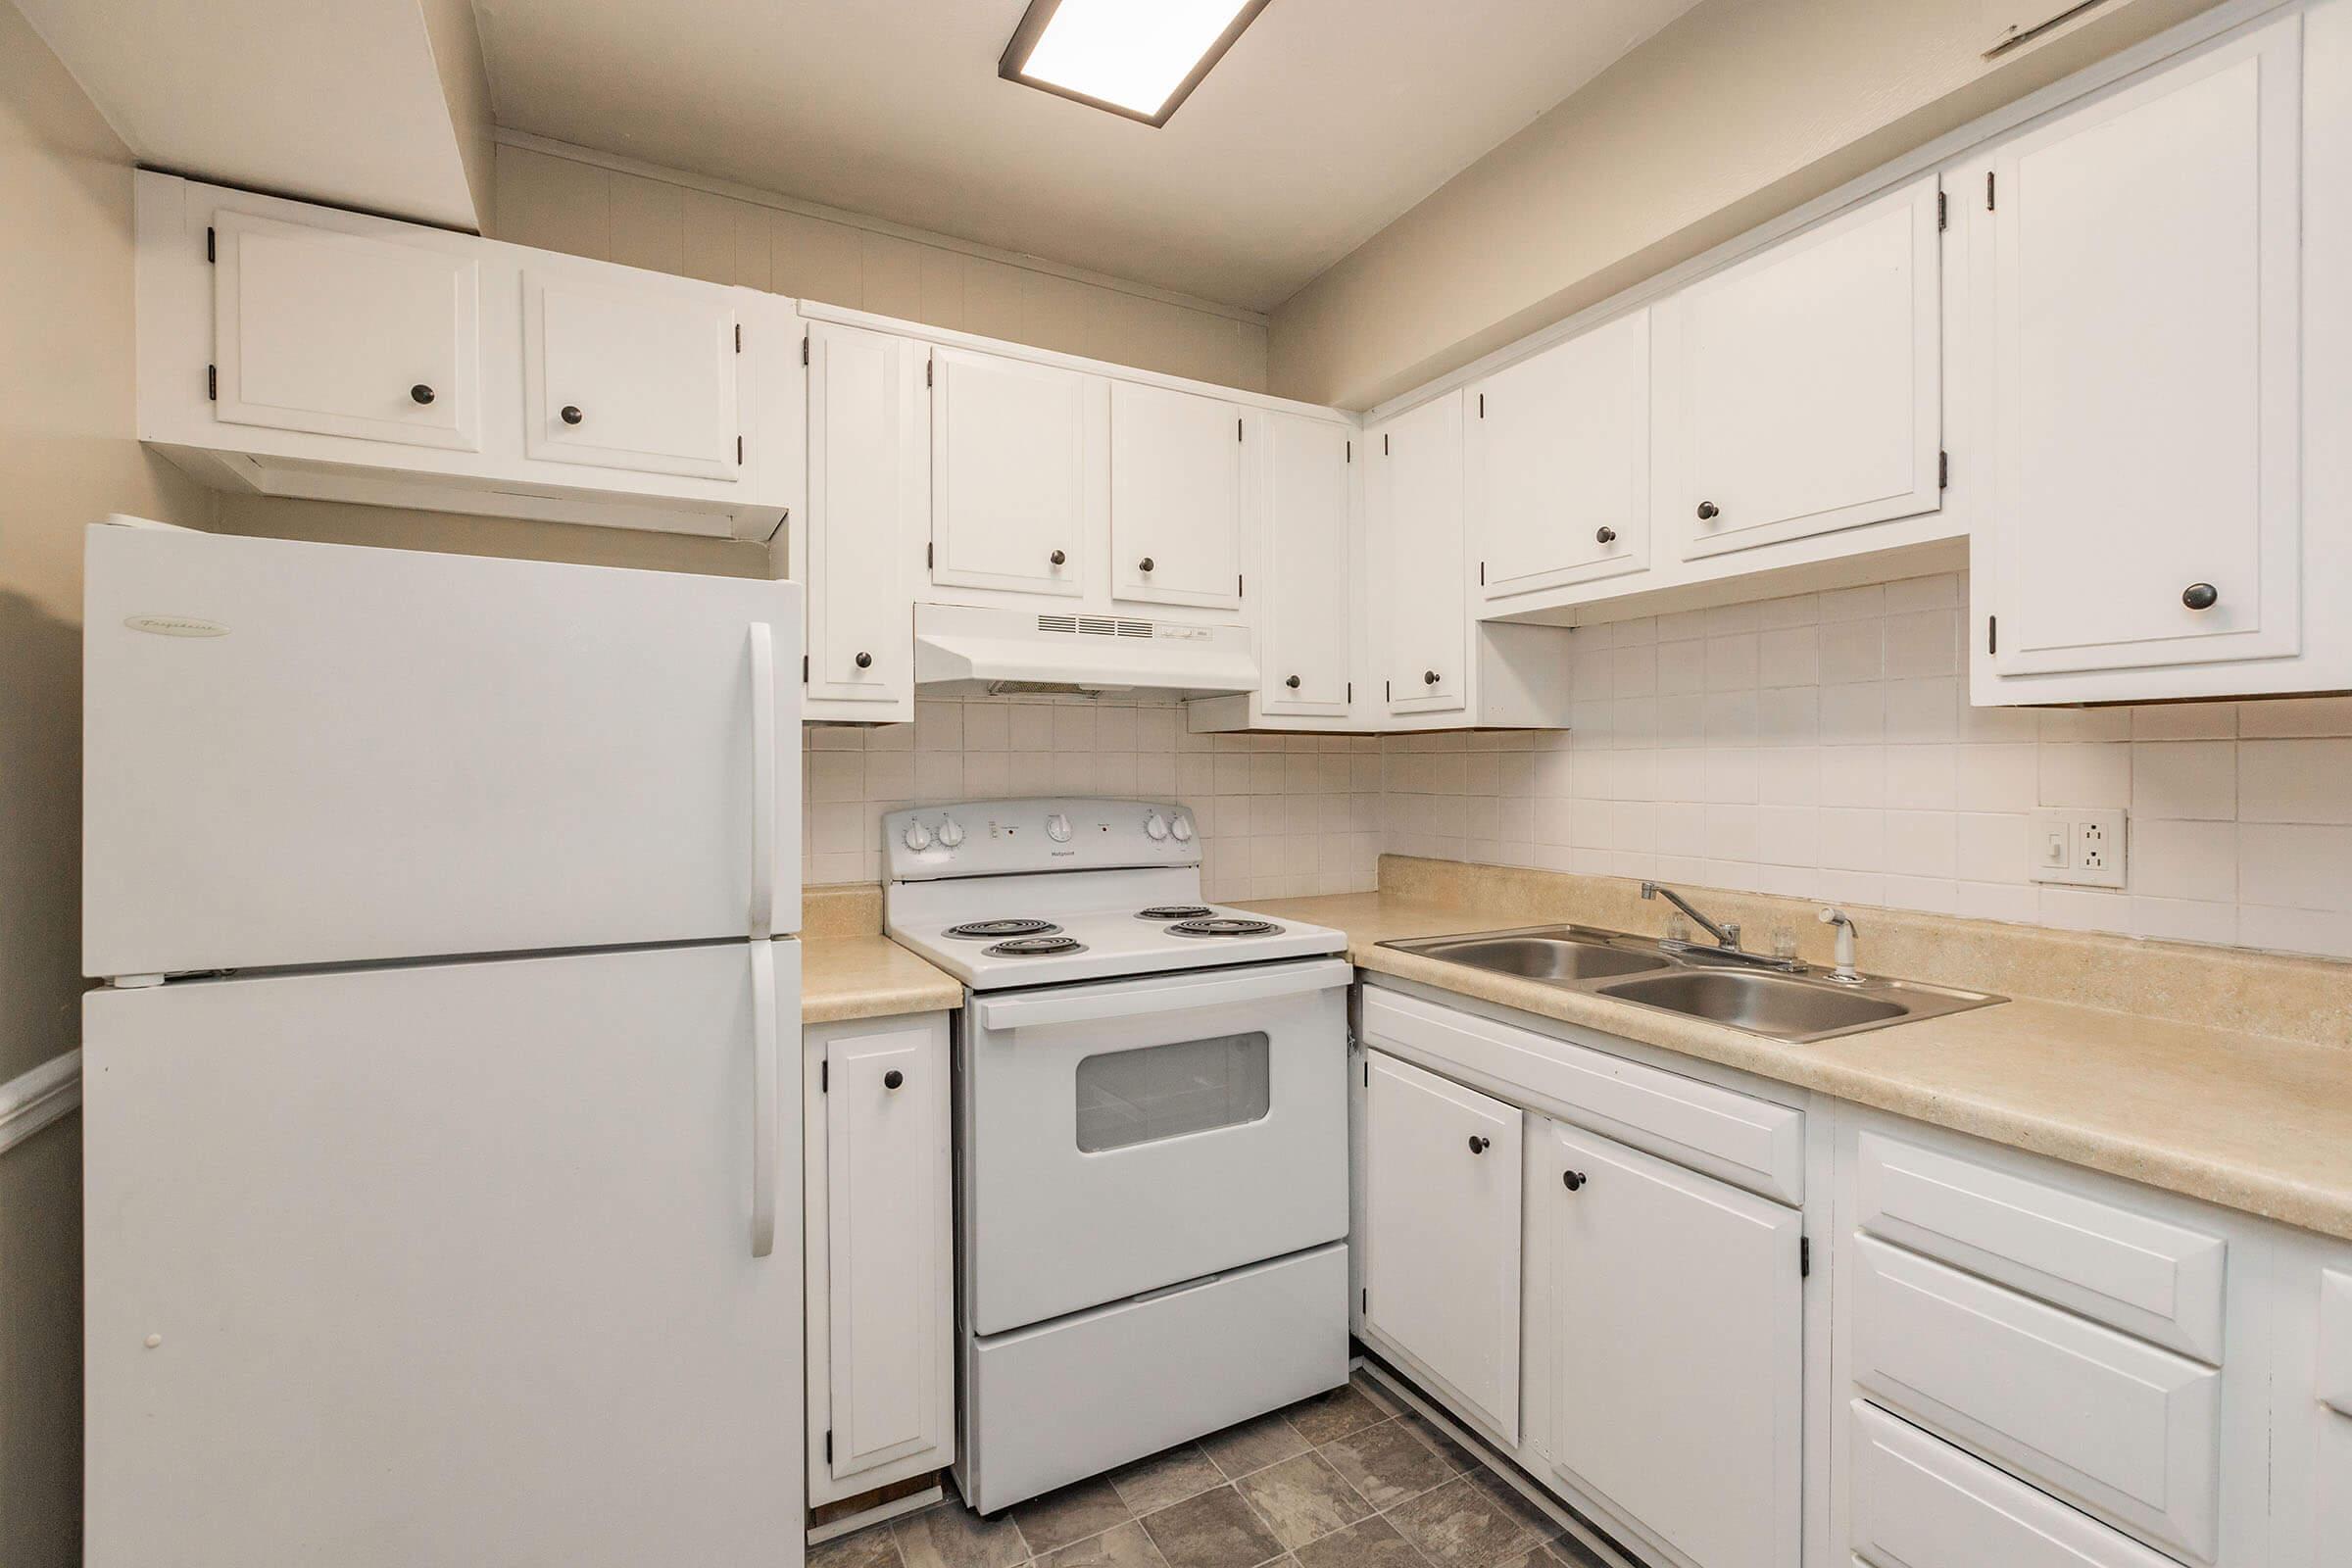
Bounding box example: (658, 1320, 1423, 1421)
(470, 0, 1702, 312)
(14, 0, 485, 232)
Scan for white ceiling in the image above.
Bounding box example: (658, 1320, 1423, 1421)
(471, 0, 1703, 313)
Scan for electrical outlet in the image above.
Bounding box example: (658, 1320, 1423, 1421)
(2030, 808, 2128, 889)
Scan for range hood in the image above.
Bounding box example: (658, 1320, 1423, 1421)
(913, 603, 1257, 698)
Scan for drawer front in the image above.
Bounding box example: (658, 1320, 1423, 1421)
(1855, 1131, 2226, 1362)
(1850, 1401, 2178, 1568)
(964, 1241, 1349, 1515)
(1853, 1237, 2221, 1561)
(1360, 984, 1803, 1204)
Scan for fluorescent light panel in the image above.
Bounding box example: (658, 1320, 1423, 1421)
(1001, 0, 1271, 125)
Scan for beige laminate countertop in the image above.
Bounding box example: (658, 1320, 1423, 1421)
(1241, 890, 2352, 1243)
(802, 934, 961, 1025)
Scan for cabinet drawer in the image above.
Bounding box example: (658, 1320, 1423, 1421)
(1360, 985, 1803, 1204)
(1853, 1237, 2221, 1562)
(1855, 1131, 2226, 1362)
(1850, 1401, 2178, 1568)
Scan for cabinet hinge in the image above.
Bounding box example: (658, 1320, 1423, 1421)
(804, 654, 809, 682)
(1345, 439, 1352, 464)
(1360, 1289, 1369, 1315)
(736, 435, 744, 465)
(1988, 615, 1998, 655)
(1800, 1237, 1811, 1278)
(801, 333, 809, 367)
(1237, 416, 1244, 442)
(925, 358, 934, 388)
(1477, 393, 1485, 419)
(1237, 573, 1245, 598)
(1347, 681, 1352, 704)
(820, 1060, 828, 1093)
(735, 322, 743, 354)
(1479, 561, 1486, 586)
(927, 541, 935, 569)
(824, 1429, 833, 1463)
(1939, 450, 1949, 490)
(1985, 171, 1996, 211)
(1936, 191, 1947, 231)
(205, 225, 216, 263)
(1385, 680, 1392, 702)
(1382, 433, 1390, 457)
(1362, 1059, 1369, 1086)
(206, 365, 218, 401)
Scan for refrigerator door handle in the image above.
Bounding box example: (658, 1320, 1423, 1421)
(750, 943, 779, 1258)
(748, 622, 777, 941)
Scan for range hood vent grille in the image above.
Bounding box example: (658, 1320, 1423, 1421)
(1036, 614, 1154, 638)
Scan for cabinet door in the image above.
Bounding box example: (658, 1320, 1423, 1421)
(1470, 309, 1649, 602)
(1541, 1117, 1801, 1568)
(1657, 174, 1941, 561)
(212, 209, 480, 451)
(523, 267, 740, 481)
(807, 323, 921, 710)
(931, 347, 1089, 597)
(1376, 394, 1468, 715)
(1259, 414, 1352, 714)
(1977, 17, 2302, 679)
(822, 1021, 951, 1484)
(1361, 1051, 1521, 1441)
(1112, 381, 1244, 609)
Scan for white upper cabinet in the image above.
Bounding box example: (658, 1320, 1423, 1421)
(1469, 308, 1649, 602)
(1360, 1051, 1523, 1443)
(1257, 414, 1353, 715)
(212, 210, 480, 452)
(930, 347, 1092, 598)
(523, 264, 740, 481)
(803, 321, 924, 717)
(1372, 393, 1468, 715)
(1112, 382, 1245, 610)
(1538, 1115, 1803, 1568)
(1972, 14, 2327, 701)
(1655, 174, 1942, 562)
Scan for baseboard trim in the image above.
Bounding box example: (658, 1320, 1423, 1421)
(0, 1050, 82, 1155)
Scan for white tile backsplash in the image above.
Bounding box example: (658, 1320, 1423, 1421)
(1380, 571, 2352, 960)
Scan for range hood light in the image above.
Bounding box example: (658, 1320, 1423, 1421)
(1000, 0, 1272, 126)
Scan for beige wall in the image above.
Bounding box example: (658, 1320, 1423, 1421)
(1269, 0, 2226, 409)
(418, 0, 496, 232)
(494, 139, 1272, 394)
(0, 2, 214, 1561)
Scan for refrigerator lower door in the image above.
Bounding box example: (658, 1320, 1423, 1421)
(83, 938, 804, 1568)
(83, 523, 803, 978)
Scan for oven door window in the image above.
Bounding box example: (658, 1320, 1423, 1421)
(1074, 1033, 1272, 1153)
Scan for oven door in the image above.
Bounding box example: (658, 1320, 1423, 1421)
(962, 957, 1351, 1336)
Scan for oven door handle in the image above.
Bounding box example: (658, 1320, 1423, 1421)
(973, 958, 1353, 1032)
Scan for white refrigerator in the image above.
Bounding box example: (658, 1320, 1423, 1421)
(78, 519, 806, 1567)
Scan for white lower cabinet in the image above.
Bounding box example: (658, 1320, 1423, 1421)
(1358, 1049, 1523, 1443)
(1537, 1116, 1804, 1568)
(803, 1012, 953, 1508)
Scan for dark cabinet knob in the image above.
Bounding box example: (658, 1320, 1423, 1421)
(410, 384, 435, 406)
(1695, 501, 1720, 520)
(560, 405, 583, 425)
(1561, 1170, 1587, 1192)
(1138, 557, 1155, 572)
(1595, 526, 1617, 544)
(1467, 1135, 1490, 1154)
(1423, 669, 1441, 685)
(1285, 674, 1301, 689)
(1049, 549, 1067, 566)
(883, 1069, 905, 1091)
(854, 652, 873, 669)
(2182, 582, 2219, 611)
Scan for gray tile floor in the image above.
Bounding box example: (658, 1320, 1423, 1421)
(812, 1372, 1610, 1568)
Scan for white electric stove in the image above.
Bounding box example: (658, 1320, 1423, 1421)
(881, 798, 1353, 1515)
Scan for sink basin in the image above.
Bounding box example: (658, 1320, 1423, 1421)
(1379, 921, 2003, 1042)
(1403, 934, 1671, 983)
(1596, 970, 1907, 1042)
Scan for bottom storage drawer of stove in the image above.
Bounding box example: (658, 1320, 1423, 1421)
(962, 1241, 1349, 1514)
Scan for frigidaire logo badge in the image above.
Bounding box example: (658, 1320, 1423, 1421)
(124, 614, 228, 638)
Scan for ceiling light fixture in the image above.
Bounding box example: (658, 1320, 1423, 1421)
(999, 0, 1273, 126)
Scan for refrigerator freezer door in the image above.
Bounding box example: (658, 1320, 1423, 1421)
(83, 523, 802, 976)
(83, 938, 804, 1568)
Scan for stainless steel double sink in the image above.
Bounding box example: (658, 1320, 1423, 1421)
(1379, 924, 2003, 1044)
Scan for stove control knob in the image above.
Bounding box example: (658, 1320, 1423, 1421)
(1170, 814, 1195, 843)
(1144, 811, 1169, 842)
(903, 819, 933, 852)
(1045, 812, 1073, 844)
(936, 817, 964, 849)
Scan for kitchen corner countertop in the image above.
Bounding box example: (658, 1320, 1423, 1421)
(1242, 891, 2352, 1243)
(802, 934, 962, 1025)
